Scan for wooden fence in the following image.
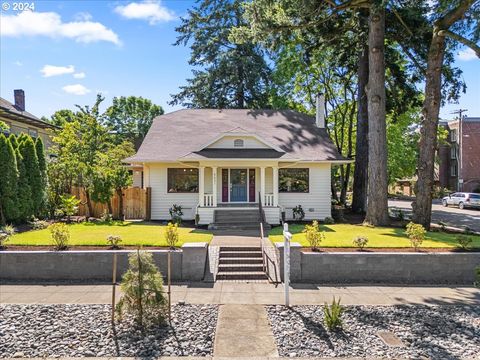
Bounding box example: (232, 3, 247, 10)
(71, 187, 151, 220)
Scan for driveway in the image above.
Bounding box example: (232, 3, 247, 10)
(389, 199, 480, 232)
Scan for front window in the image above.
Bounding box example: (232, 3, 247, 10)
(167, 168, 198, 193)
(450, 164, 457, 177)
(450, 129, 458, 142)
(450, 146, 457, 159)
(234, 139, 244, 147)
(28, 128, 38, 138)
(279, 168, 309, 193)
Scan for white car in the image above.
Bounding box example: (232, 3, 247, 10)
(442, 192, 480, 209)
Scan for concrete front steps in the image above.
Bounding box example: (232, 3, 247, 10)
(216, 246, 268, 281)
(209, 209, 271, 232)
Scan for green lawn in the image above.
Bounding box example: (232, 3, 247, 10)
(269, 223, 480, 248)
(8, 221, 213, 247)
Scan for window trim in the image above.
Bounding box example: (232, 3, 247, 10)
(278, 168, 310, 193)
(167, 168, 199, 193)
(234, 139, 244, 148)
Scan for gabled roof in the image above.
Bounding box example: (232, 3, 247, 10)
(0, 97, 57, 130)
(125, 109, 349, 162)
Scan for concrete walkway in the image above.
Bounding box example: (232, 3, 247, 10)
(214, 305, 278, 357)
(1, 283, 478, 306)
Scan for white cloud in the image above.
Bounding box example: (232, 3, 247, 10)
(1, 11, 121, 45)
(41, 64, 75, 77)
(458, 48, 478, 61)
(62, 84, 91, 95)
(74, 12, 93, 22)
(73, 72, 86, 79)
(114, 0, 175, 25)
(14, 61, 23, 66)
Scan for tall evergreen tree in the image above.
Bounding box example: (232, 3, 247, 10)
(170, 0, 272, 109)
(35, 137, 48, 216)
(14, 148, 32, 223)
(19, 137, 43, 218)
(0, 134, 18, 224)
(8, 133, 18, 149)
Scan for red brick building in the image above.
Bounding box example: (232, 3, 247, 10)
(438, 117, 480, 192)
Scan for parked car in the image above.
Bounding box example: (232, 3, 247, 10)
(442, 192, 480, 209)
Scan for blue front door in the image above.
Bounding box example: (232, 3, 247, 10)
(230, 169, 248, 202)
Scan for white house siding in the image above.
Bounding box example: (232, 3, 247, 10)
(278, 163, 331, 220)
(132, 171, 143, 188)
(209, 135, 269, 149)
(149, 164, 198, 220)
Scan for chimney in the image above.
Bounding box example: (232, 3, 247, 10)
(316, 93, 325, 128)
(14, 89, 25, 111)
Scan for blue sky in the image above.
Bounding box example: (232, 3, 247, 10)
(1, 0, 479, 120)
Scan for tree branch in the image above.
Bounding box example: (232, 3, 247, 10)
(438, 29, 480, 58)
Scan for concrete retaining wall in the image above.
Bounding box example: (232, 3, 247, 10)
(0, 243, 208, 282)
(275, 244, 480, 284)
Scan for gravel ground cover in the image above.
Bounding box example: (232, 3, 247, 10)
(0, 304, 218, 358)
(267, 305, 479, 359)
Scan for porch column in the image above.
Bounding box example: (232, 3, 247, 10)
(199, 166, 205, 206)
(260, 166, 265, 205)
(212, 167, 218, 206)
(273, 166, 279, 206)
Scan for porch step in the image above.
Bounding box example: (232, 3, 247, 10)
(220, 246, 263, 252)
(216, 246, 268, 281)
(219, 250, 262, 258)
(218, 264, 264, 272)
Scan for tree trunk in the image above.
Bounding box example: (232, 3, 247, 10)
(117, 188, 125, 220)
(84, 188, 94, 219)
(352, 9, 369, 214)
(412, 31, 445, 229)
(365, 5, 389, 226)
(107, 200, 113, 216)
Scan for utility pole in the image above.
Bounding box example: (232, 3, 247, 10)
(451, 109, 467, 191)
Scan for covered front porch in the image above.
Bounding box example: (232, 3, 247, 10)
(196, 163, 281, 225)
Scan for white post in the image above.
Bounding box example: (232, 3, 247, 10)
(212, 167, 218, 207)
(283, 222, 292, 307)
(273, 166, 279, 207)
(260, 166, 266, 205)
(199, 166, 205, 206)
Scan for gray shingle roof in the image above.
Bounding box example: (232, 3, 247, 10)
(0, 97, 57, 129)
(125, 109, 348, 162)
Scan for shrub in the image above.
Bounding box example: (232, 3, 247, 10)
(456, 235, 472, 250)
(0, 225, 15, 248)
(353, 236, 369, 250)
(107, 235, 122, 249)
(29, 217, 49, 230)
(303, 220, 324, 251)
(116, 250, 168, 328)
(169, 204, 183, 224)
(405, 222, 426, 251)
(100, 210, 113, 223)
(58, 195, 80, 223)
(323, 216, 334, 224)
(49, 222, 70, 250)
(324, 297, 343, 331)
(165, 222, 179, 249)
(292, 205, 305, 221)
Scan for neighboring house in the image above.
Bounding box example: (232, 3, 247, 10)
(438, 117, 480, 193)
(125, 100, 350, 226)
(0, 89, 57, 149)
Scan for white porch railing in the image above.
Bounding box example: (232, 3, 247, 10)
(264, 193, 274, 207)
(204, 194, 214, 207)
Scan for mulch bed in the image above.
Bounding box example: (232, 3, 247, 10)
(302, 247, 480, 253)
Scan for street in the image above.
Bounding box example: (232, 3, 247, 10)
(389, 199, 480, 232)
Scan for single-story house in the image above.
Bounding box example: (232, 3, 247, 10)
(125, 99, 350, 226)
(0, 89, 57, 149)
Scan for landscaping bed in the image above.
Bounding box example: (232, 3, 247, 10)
(301, 247, 480, 253)
(0, 304, 218, 358)
(267, 304, 479, 359)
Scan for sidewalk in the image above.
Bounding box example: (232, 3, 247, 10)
(1, 282, 479, 306)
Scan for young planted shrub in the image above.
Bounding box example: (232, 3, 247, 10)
(292, 205, 305, 221)
(165, 222, 179, 249)
(100, 210, 113, 223)
(169, 204, 183, 224)
(405, 222, 426, 251)
(0, 225, 15, 248)
(323, 216, 334, 224)
(303, 220, 324, 251)
(324, 297, 343, 331)
(29, 217, 49, 230)
(116, 250, 168, 328)
(456, 235, 472, 250)
(49, 222, 70, 250)
(353, 236, 369, 250)
(107, 235, 122, 249)
(59, 195, 80, 223)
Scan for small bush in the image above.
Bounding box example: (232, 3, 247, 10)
(456, 235, 472, 250)
(116, 250, 168, 328)
(107, 235, 122, 249)
(405, 222, 426, 251)
(100, 210, 113, 223)
(29, 217, 49, 230)
(353, 236, 369, 250)
(292, 205, 305, 221)
(324, 297, 343, 331)
(49, 222, 70, 250)
(303, 220, 325, 251)
(58, 195, 80, 223)
(0, 225, 15, 248)
(323, 216, 334, 224)
(165, 222, 179, 249)
(169, 204, 183, 224)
